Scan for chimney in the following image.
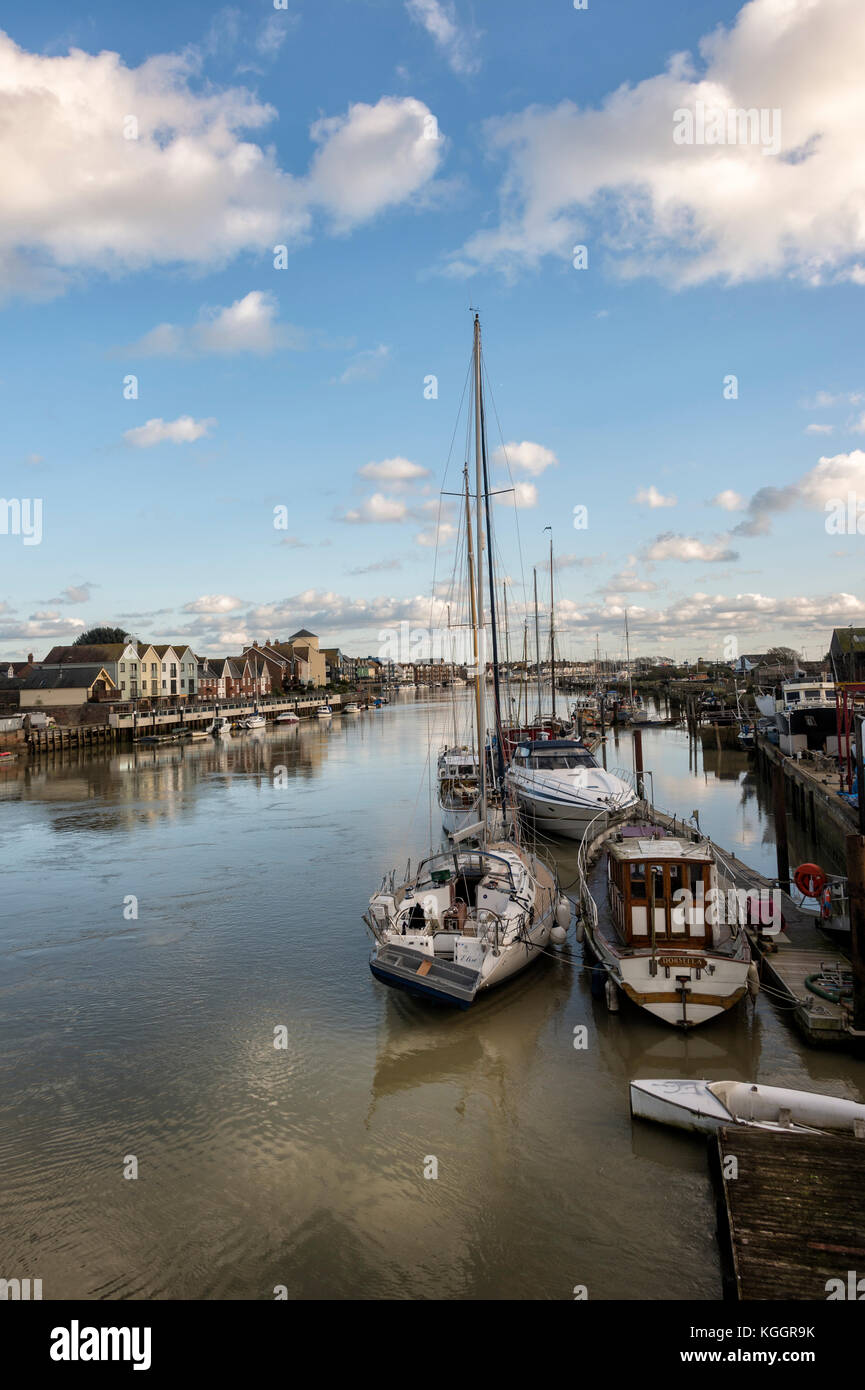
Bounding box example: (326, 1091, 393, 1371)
(27, 652, 33, 664)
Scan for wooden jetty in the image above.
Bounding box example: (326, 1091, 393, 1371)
(642, 805, 857, 1047)
(711, 840, 855, 1047)
(713, 1126, 865, 1301)
(755, 732, 858, 850)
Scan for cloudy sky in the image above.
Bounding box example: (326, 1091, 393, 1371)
(1, 0, 864, 663)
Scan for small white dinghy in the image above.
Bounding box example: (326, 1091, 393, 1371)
(630, 1077, 865, 1137)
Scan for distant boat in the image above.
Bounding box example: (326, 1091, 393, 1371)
(316, 705, 333, 719)
(244, 713, 266, 729)
(276, 711, 299, 724)
(343, 702, 360, 713)
(208, 717, 231, 736)
(630, 1078, 865, 1137)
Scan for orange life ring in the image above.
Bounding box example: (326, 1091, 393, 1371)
(793, 862, 826, 897)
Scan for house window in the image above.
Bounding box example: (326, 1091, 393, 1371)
(120, 663, 125, 673)
(181, 680, 186, 689)
(162, 663, 166, 673)
(170, 664, 177, 676)
(121, 680, 126, 689)
(162, 680, 166, 690)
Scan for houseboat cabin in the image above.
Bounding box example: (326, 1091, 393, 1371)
(606, 836, 718, 951)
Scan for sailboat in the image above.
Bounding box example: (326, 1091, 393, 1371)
(505, 541, 638, 839)
(366, 314, 569, 1006)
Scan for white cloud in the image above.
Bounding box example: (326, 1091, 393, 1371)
(495, 481, 537, 509)
(127, 292, 294, 357)
(405, 1, 480, 77)
(732, 449, 865, 534)
(633, 485, 677, 508)
(306, 96, 444, 232)
(710, 489, 746, 510)
(646, 533, 738, 563)
(344, 493, 409, 524)
(357, 457, 428, 483)
(449, 0, 865, 287)
(196, 292, 287, 354)
(806, 423, 834, 435)
(123, 416, 215, 447)
(182, 595, 245, 614)
(0, 33, 443, 298)
(338, 345, 390, 384)
(492, 440, 558, 476)
(601, 571, 658, 595)
(416, 520, 457, 547)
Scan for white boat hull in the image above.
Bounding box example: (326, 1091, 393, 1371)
(596, 944, 750, 1028)
(630, 1078, 865, 1136)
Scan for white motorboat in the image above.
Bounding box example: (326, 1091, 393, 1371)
(276, 711, 300, 724)
(208, 717, 231, 737)
(577, 809, 762, 1028)
(244, 713, 266, 729)
(630, 1077, 865, 1137)
(366, 842, 570, 1007)
(506, 738, 638, 839)
(343, 702, 361, 713)
(316, 705, 333, 719)
(755, 678, 835, 724)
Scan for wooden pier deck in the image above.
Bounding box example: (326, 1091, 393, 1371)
(646, 806, 856, 1047)
(713, 1126, 865, 1301)
(716, 848, 855, 1046)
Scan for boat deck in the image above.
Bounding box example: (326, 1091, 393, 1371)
(713, 1126, 865, 1300)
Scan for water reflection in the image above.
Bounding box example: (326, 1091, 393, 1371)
(0, 695, 862, 1301)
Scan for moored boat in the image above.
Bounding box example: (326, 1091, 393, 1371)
(316, 705, 333, 719)
(365, 841, 569, 1007)
(629, 1077, 865, 1136)
(276, 710, 299, 723)
(577, 805, 765, 1028)
(506, 738, 638, 840)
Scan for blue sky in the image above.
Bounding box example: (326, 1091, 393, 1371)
(1, 0, 864, 663)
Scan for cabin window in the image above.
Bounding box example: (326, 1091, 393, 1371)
(629, 862, 646, 898)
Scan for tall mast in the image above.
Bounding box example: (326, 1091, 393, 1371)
(472, 314, 487, 829)
(625, 608, 634, 708)
(478, 349, 505, 786)
(547, 527, 556, 721)
(463, 467, 481, 767)
(533, 567, 542, 722)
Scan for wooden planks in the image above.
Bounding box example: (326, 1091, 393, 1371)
(714, 1126, 865, 1300)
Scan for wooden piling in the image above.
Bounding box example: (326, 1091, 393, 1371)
(772, 760, 790, 888)
(846, 833, 865, 1033)
(633, 727, 643, 798)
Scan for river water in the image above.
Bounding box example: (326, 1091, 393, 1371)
(1, 694, 862, 1300)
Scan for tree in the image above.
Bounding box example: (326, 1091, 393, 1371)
(73, 626, 130, 646)
(765, 646, 799, 665)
